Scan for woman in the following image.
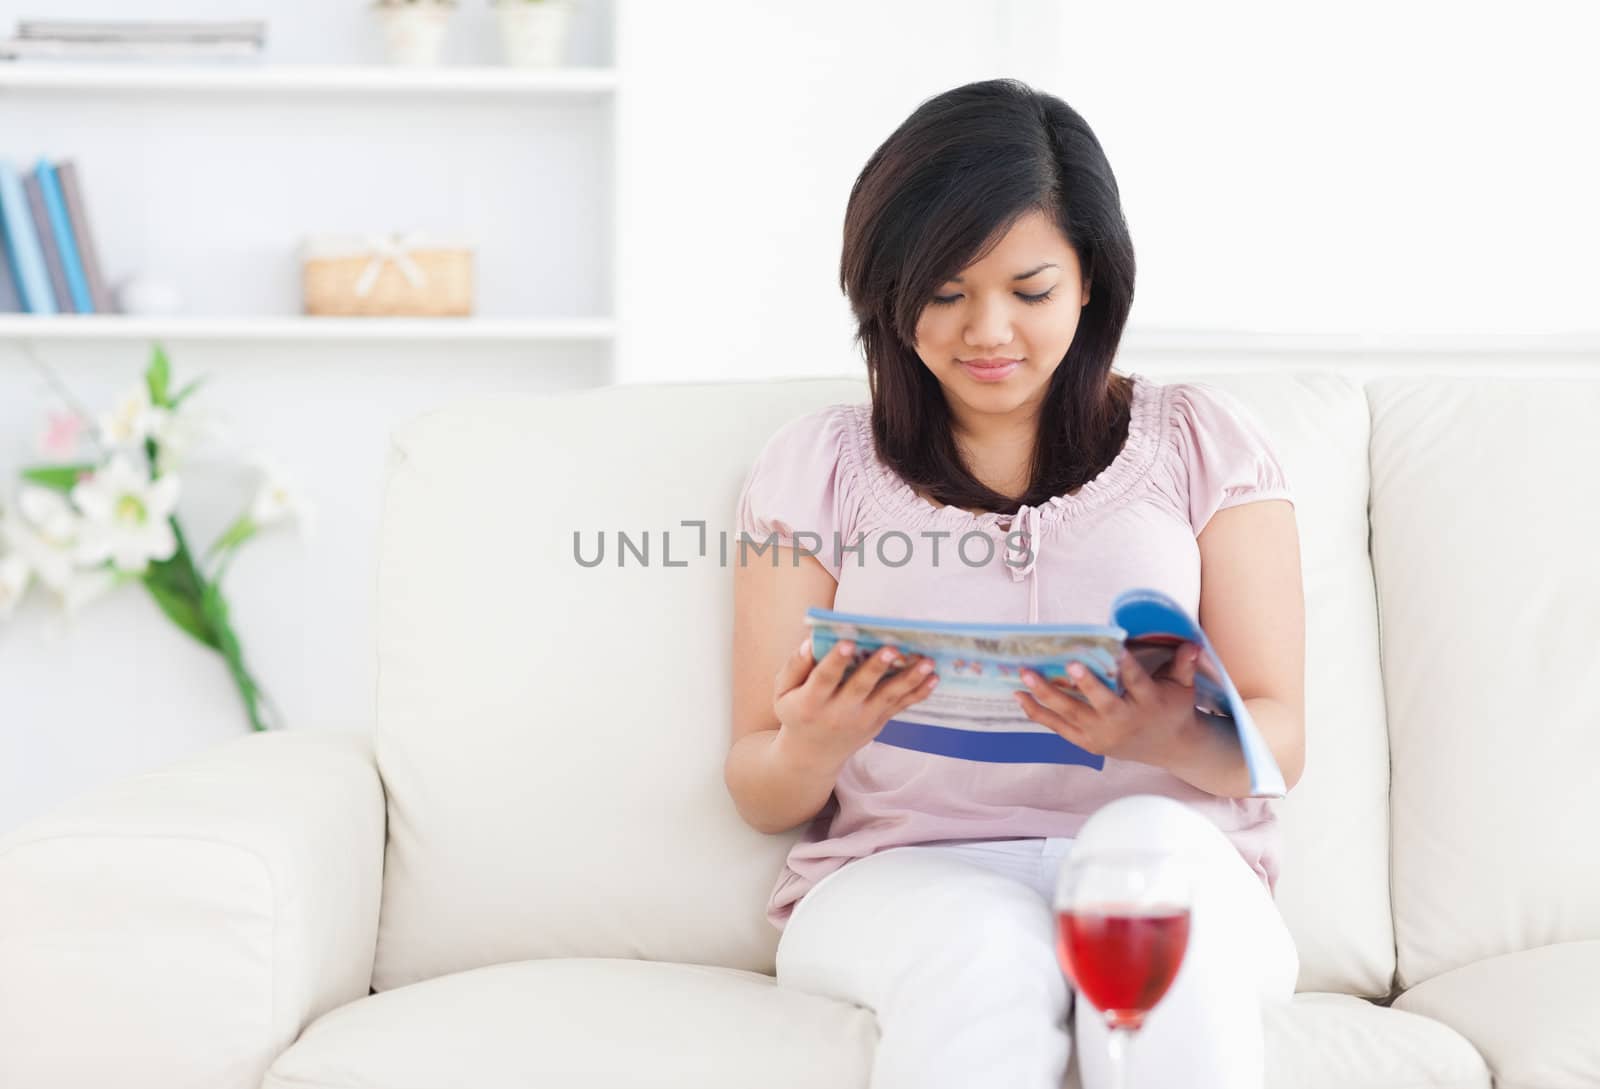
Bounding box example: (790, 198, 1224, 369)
(726, 78, 1304, 1089)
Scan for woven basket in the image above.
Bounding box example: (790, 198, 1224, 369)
(301, 234, 475, 317)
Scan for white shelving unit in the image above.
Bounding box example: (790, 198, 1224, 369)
(0, 314, 616, 342)
(0, 62, 618, 96)
(0, 2, 619, 350)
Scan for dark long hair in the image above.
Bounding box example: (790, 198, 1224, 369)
(840, 78, 1138, 514)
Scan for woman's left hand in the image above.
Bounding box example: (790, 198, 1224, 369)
(1013, 644, 1204, 769)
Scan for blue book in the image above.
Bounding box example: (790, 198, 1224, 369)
(0, 161, 57, 314)
(805, 587, 1287, 798)
(23, 172, 72, 311)
(0, 212, 21, 312)
(35, 160, 94, 314)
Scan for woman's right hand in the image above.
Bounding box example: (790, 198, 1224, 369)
(771, 637, 940, 772)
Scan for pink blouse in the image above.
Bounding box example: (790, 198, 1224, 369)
(734, 370, 1296, 931)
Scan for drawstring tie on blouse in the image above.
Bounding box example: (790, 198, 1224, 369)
(1001, 503, 1042, 624)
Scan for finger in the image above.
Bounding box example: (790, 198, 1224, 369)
(867, 655, 936, 714)
(869, 672, 941, 736)
(899, 669, 940, 708)
(1061, 659, 1120, 716)
(840, 644, 902, 702)
(1115, 649, 1156, 705)
(1172, 642, 1201, 688)
(805, 638, 856, 696)
(1014, 689, 1094, 749)
(1018, 667, 1088, 717)
(773, 634, 818, 698)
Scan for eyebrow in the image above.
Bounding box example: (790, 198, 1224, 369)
(949, 263, 1059, 284)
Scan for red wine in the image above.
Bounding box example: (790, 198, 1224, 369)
(1056, 906, 1191, 1029)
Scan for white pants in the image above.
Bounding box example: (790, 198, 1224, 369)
(775, 794, 1299, 1089)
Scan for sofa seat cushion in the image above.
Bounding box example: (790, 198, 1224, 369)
(265, 957, 1488, 1089)
(1068, 993, 1491, 1089)
(1254, 993, 1490, 1089)
(1392, 942, 1600, 1089)
(263, 957, 876, 1089)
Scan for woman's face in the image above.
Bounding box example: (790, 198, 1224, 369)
(912, 208, 1091, 428)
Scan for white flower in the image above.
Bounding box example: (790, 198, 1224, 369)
(151, 404, 225, 474)
(248, 460, 314, 538)
(71, 455, 181, 573)
(97, 386, 170, 449)
(0, 552, 30, 617)
(1, 486, 84, 592)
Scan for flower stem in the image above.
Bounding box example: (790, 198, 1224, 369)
(169, 515, 273, 732)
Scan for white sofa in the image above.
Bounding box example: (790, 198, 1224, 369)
(2, 369, 1597, 1089)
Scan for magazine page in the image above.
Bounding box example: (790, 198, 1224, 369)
(1109, 589, 1287, 799)
(803, 608, 1126, 769)
(805, 595, 1287, 798)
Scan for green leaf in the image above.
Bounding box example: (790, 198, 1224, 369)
(20, 463, 97, 493)
(201, 581, 271, 732)
(169, 375, 210, 408)
(142, 576, 216, 649)
(207, 514, 258, 559)
(147, 548, 203, 600)
(145, 343, 172, 407)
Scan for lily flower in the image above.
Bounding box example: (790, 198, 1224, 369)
(249, 458, 315, 538)
(71, 455, 181, 573)
(1, 487, 84, 592)
(97, 386, 170, 450)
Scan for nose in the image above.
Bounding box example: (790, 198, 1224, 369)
(962, 294, 1016, 352)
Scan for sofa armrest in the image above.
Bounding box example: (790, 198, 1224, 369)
(0, 730, 385, 1089)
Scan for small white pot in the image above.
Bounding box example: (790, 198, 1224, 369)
(494, 0, 576, 68)
(376, 4, 453, 66)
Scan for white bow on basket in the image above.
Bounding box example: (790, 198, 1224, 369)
(352, 232, 430, 297)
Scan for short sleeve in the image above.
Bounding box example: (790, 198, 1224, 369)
(1166, 382, 1295, 535)
(735, 405, 858, 580)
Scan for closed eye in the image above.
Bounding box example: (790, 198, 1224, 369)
(930, 289, 1056, 307)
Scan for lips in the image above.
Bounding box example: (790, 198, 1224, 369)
(959, 358, 1021, 382)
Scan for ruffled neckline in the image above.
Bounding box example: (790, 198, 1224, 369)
(840, 371, 1165, 533)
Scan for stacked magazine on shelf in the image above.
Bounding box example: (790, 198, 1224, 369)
(805, 587, 1286, 798)
(0, 19, 266, 61)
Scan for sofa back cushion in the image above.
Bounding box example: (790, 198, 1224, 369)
(371, 378, 867, 990)
(1367, 375, 1600, 989)
(1190, 371, 1395, 996)
(370, 369, 1396, 995)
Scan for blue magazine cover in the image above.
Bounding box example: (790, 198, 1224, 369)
(805, 587, 1287, 799)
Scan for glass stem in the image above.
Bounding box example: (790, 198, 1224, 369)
(1105, 1024, 1135, 1089)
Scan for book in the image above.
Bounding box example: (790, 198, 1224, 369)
(0, 218, 20, 311)
(35, 160, 95, 313)
(0, 39, 263, 59)
(804, 587, 1287, 799)
(17, 19, 267, 43)
(55, 160, 115, 314)
(22, 171, 72, 311)
(0, 160, 57, 313)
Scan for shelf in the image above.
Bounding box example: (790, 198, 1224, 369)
(0, 63, 618, 96)
(1120, 327, 1600, 357)
(0, 315, 616, 342)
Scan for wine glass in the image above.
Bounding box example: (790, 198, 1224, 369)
(1053, 847, 1194, 1089)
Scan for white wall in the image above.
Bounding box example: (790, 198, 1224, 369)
(4, 0, 1599, 833)
(618, 0, 1600, 385)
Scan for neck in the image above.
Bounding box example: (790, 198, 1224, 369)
(948, 407, 1038, 499)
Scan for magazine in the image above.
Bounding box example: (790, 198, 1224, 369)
(804, 587, 1286, 799)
